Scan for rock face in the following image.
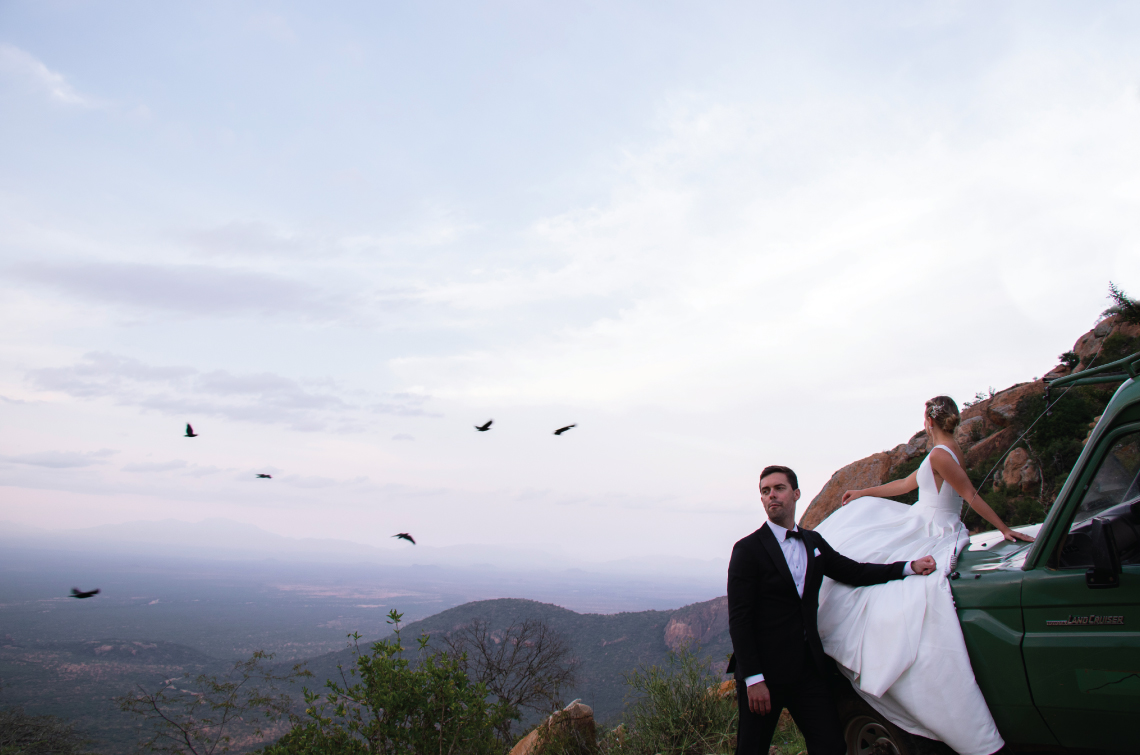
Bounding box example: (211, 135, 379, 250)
(509, 700, 596, 755)
(964, 427, 1016, 469)
(799, 313, 1137, 530)
(799, 434, 927, 530)
(664, 596, 728, 652)
(1002, 448, 1040, 492)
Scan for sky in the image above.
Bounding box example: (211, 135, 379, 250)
(1, 1, 1138, 563)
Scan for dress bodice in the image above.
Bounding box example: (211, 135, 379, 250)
(914, 445, 965, 528)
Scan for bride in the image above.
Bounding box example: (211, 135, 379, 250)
(814, 396, 1034, 755)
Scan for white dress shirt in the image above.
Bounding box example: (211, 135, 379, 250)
(745, 521, 915, 687)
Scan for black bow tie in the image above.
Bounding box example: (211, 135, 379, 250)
(784, 529, 803, 541)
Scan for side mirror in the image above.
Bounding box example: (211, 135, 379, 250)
(1086, 517, 1122, 589)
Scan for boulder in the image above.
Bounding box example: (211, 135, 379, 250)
(1069, 314, 1140, 371)
(955, 415, 989, 451)
(664, 596, 728, 652)
(984, 381, 1043, 428)
(509, 700, 596, 755)
(800, 452, 893, 530)
(964, 428, 1015, 469)
(1001, 448, 1040, 492)
(710, 679, 736, 699)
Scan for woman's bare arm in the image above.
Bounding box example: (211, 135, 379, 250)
(930, 448, 1035, 543)
(841, 471, 918, 505)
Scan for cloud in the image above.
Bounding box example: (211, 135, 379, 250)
(28, 352, 434, 431)
(12, 261, 332, 318)
(0, 44, 94, 106)
(1, 449, 116, 469)
(391, 434, 415, 441)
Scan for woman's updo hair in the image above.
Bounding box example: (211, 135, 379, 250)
(925, 395, 961, 434)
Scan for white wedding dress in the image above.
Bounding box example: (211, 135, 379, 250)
(814, 445, 1004, 755)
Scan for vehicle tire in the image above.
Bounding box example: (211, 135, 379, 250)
(833, 677, 929, 755)
(844, 712, 913, 755)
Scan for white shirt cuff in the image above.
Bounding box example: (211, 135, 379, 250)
(902, 561, 915, 577)
(745, 673, 765, 686)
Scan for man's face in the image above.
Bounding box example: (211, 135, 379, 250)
(760, 472, 800, 525)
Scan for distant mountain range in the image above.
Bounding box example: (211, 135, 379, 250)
(1, 517, 727, 581)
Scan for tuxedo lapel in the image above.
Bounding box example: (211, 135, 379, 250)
(758, 523, 800, 600)
(803, 531, 817, 588)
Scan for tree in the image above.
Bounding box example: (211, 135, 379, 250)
(259, 610, 506, 755)
(440, 618, 578, 744)
(117, 651, 310, 755)
(1104, 281, 1140, 325)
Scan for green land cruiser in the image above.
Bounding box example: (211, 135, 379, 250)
(838, 351, 1140, 755)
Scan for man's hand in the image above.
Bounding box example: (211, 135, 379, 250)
(747, 680, 771, 715)
(910, 555, 936, 575)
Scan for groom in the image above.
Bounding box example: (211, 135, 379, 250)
(727, 465, 936, 755)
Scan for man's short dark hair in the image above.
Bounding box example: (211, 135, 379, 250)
(760, 465, 798, 491)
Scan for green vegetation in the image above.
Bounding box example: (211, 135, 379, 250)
(601, 645, 736, 755)
(257, 611, 507, 755)
(1104, 281, 1140, 325)
(0, 705, 93, 755)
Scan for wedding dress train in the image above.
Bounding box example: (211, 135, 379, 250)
(814, 445, 1004, 755)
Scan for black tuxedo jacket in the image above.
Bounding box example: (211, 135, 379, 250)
(726, 522, 906, 685)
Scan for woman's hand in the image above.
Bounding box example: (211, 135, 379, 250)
(1001, 528, 1035, 543)
(841, 490, 864, 506)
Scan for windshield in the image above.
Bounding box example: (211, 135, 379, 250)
(1074, 429, 1140, 524)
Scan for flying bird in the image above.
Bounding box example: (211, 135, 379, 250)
(184, 423, 198, 438)
(553, 424, 577, 435)
(474, 420, 493, 432)
(256, 474, 272, 479)
(70, 588, 100, 599)
(393, 533, 416, 544)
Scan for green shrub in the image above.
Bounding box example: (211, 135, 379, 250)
(257, 611, 506, 755)
(1104, 282, 1140, 325)
(601, 645, 736, 755)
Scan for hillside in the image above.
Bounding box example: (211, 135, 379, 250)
(291, 596, 732, 726)
(0, 636, 226, 753)
(800, 310, 1140, 531)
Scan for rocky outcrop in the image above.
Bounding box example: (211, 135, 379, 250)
(964, 427, 1016, 468)
(799, 434, 927, 530)
(664, 597, 728, 652)
(799, 313, 1138, 530)
(1001, 448, 1040, 492)
(509, 700, 595, 755)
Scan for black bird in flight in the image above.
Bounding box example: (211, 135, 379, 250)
(256, 474, 272, 479)
(184, 423, 198, 438)
(393, 533, 416, 544)
(70, 588, 100, 599)
(474, 420, 493, 432)
(553, 424, 577, 435)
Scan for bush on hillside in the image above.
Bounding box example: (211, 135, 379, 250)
(600, 645, 736, 755)
(257, 610, 507, 755)
(1103, 282, 1140, 325)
